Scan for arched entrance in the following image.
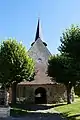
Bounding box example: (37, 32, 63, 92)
(35, 87, 47, 104)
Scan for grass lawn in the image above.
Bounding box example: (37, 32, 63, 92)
(54, 98, 80, 120)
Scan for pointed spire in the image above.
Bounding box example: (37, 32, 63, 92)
(31, 19, 47, 46)
(35, 18, 41, 41)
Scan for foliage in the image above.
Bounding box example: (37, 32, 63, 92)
(48, 55, 76, 86)
(48, 25, 80, 104)
(74, 83, 80, 97)
(58, 25, 80, 60)
(48, 54, 76, 104)
(58, 25, 80, 98)
(0, 38, 35, 87)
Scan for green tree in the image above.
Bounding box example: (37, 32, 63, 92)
(58, 25, 80, 97)
(48, 55, 76, 104)
(74, 84, 80, 97)
(0, 39, 35, 104)
(58, 25, 80, 60)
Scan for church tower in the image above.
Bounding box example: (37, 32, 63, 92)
(28, 19, 51, 64)
(28, 19, 52, 84)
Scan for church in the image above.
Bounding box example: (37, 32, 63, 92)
(15, 19, 67, 104)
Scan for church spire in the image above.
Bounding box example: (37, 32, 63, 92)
(31, 19, 47, 46)
(35, 18, 41, 41)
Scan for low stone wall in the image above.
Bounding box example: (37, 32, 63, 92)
(0, 107, 10, 118)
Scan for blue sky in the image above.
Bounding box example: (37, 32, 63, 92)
(0, 0, 80, 54)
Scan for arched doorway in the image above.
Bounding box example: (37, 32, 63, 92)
(35, 87, 47, 104)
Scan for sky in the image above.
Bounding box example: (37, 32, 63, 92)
(0, 0, 80, 54)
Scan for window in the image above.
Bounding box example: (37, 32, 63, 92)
(37, 58, 42, 63)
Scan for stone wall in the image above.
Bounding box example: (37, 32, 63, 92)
(16, 83, 67, 104)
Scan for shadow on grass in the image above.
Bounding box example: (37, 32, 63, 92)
(10, 108, 28, 117)
(10, 103, 66, 111)
(60, 112, 80, 120)
(10, 103, 80, 120)
(10, 108, 67, 119)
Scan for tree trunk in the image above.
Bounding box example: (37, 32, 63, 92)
(12, 82, 17, 105)
(1, 84, 5, 90)
(66, 83, 72, 104)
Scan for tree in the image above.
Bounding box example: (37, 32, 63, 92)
(0, 39, 35, 104)
(74, 82, 80, 97)
(48, 55, 76, 104)
(58, 25, 80, 60)
(58, 25, 80, 96)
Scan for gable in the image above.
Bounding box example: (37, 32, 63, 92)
(28, 38, 51, 64)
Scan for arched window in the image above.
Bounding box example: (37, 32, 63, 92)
(37, 58, 42, 63)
